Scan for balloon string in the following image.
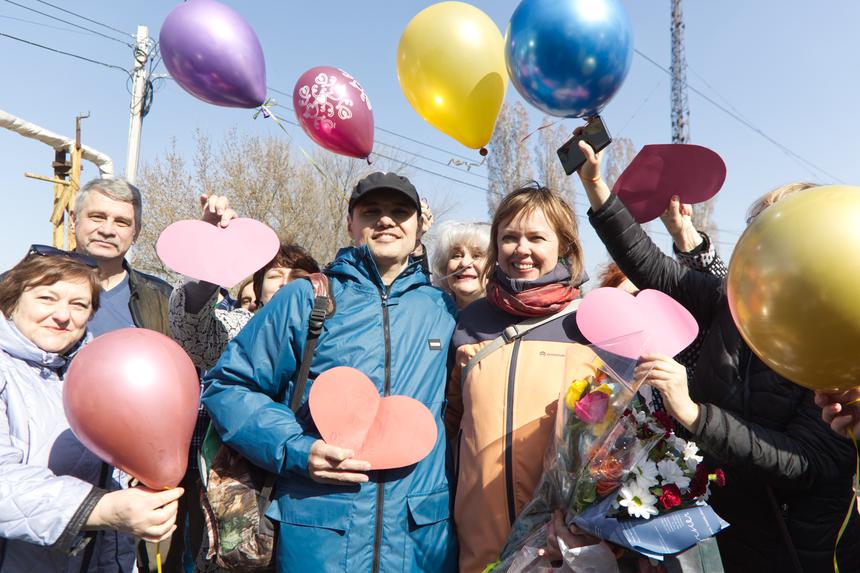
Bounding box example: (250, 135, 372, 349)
(253, 99, 350, 205)
(519, 119, 562, 144)
(156, 541, 163, 573)
(833, 428, 858, 573)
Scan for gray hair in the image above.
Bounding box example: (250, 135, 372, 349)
(430, 221, 491, 291)
(75, 177, 143, 230)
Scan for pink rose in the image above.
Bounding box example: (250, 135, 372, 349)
(574, 391, 609, 424)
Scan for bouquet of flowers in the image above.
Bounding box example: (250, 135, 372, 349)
(494, 340, 728, 572)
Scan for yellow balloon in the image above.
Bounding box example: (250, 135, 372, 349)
(397, 2, 507, 150)
(727, 185, 860, 391)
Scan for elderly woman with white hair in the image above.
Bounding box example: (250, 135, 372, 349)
(431, 221, 491, 309)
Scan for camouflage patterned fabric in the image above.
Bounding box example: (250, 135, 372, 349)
(197, 426, 276, 572)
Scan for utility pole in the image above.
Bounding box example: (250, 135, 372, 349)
(670, 0, 689, 145)
(126, 25, 149, 184)
(670, 0, 717, 242)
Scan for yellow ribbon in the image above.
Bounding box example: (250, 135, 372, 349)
(833, 428, 859, 573)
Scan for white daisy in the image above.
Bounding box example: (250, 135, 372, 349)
(633, 460, 660, 489)
(667, 435, 687, 454)
(618, 482, 659, 519)
(658, 459, 691, 490)
(683, 441, 704, 471)
(632, 409, 648, 424)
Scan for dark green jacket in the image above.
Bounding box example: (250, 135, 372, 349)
(125, 260, 172, 336)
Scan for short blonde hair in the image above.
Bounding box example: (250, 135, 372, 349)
(430, 222, 491, 291)
(746, 182, 818, 224)
(481, 183, 583, 285)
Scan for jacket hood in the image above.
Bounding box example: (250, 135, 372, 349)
(0, 314, 88, 372)
(326, 244, 429, 295)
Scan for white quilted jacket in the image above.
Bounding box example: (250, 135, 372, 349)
(0, 315, 105, 572)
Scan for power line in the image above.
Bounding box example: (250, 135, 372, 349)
(265, 111, 492, 192)
(633, 48, 844, 183)
(0, 31, 129, 75)
(32, 0, 132, 38)
(2, 0, 132, 46)
(0, 12, 90, 35)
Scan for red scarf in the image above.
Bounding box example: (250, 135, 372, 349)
(486, 279, 579, 317)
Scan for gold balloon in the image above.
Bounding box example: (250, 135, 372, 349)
(397, 2, 507, 150)
(727, 185, 860, 391)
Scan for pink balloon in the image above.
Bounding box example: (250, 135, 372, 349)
(156, 218, 280, 288)
(576, 287, 699, 359)
(309, 367, 437, 470)
(293, 67, 374, 159)
(64, 328, 200, 489)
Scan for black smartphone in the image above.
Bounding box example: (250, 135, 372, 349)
(556, 116, 612, 176)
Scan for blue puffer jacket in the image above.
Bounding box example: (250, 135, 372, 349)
(203, 246, 458, 573)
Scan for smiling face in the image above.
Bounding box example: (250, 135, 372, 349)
(72, 191, 138, 263)
(347, 189, 420, 283)
(497, 208, 561, 281)
(446, 243, 487, 307)
(11, 279, 93, 354)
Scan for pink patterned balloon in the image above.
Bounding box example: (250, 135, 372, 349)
(292, 66, 374, 159)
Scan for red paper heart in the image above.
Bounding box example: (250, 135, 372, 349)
(309, 367, 438, 470)
(156, 218, 280, 288)
(613, 144, 726, 223)
(576, 287, 699, 359)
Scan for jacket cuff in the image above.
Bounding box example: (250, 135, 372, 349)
(693, 403, 712, 437)
(284, 434, 318, 477)
(52, 486, 108, 554)
(587, 193, 632, 236)
(673, 230, 712, 257)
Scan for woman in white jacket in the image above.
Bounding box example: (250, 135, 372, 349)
(0, 246, 182, 573)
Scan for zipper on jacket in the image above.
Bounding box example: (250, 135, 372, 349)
(372, 285, 393, 573)
(504, 338, 522, 526)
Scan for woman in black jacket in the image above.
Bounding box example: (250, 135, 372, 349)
(574, 137, 860, 572)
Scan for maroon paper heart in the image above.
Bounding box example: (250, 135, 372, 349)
(613, 144, 726, 223)
(309, 367, 438, 470)
(576, 287, 699, 359)
(156, 218, 279, 288)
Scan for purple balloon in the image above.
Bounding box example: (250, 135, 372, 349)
(160, 0, 266, 108)
(292, 67, 374, 159)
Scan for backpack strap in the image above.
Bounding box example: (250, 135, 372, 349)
(461, 299, 580, 384)
(289, 273, 333, 412)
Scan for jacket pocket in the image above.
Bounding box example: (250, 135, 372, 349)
(407, 489, 451, 527)
(270, 494, 352, 572)
(272, 493, 351, 532)
(404, 489, 457, 572)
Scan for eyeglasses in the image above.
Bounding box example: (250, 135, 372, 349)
(27, 244, 100, 269)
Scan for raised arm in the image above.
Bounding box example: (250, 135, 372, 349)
(576, 139, 724, 328)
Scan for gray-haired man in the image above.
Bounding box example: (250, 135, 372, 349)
(71, 177, 182, 573)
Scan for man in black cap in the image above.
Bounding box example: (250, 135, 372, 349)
(202, 171, 459, 572)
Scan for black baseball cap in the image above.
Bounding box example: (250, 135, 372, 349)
(349, 172, 421, 215)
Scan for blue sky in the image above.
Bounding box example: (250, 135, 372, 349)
(1, 0, 858, 279)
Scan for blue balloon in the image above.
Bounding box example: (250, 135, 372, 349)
(505, 0, 633, 118)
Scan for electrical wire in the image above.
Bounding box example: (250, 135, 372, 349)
(0, 31, 129, 76)
(2, 0, 132, 46)
(634, 48, 844, 183)
(0, 12, 90, 35)
(32, 0, 132, 37)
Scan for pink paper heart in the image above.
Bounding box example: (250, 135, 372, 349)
(576, 287, 699, 359)
(309, 366, 438, 470)
(156, 218, 279, 288)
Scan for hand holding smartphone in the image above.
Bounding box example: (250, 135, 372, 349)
(556, 116, 612, 176)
